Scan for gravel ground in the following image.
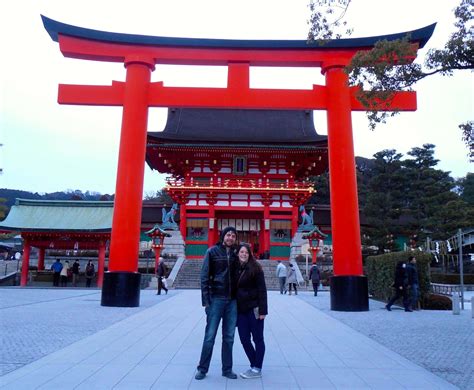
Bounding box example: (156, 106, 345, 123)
(298, 290, 474, 390)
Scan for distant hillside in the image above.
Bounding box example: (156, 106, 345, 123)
(0, 189, 113, 210)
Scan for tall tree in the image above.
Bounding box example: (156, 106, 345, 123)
(308, 0, 474, 160)
(0, 198, 7, 220)
(361, 149, 405, 252)
(144, 189, 173, 204)
(458, 172, 474, 205)
(402, 144, 458, 239)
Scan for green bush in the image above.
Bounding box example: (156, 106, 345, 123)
(423, 293, 452, 310)
(365, 251, 431, 304)
(430, 273, 474, 284)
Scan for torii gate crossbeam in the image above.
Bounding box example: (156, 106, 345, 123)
(42, 16, 435, 310)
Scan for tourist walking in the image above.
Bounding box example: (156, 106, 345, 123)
(236, 243, 267, 379)
(50, 258, 63, 287)
(195, 226, 239, 381)
(71, 259, 80, 287)
(287, 263, 298, 295)
(275, 260, 287, 294)
(60, 260, 70, 287)
(308, 263, 321, 296)
(386, 260, 411, 312)
(156, 257, 169, 295)
(407, 255, 419, 310)
(85, 260, 95, 288)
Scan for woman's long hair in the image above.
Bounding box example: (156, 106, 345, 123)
(237, 243, 262, 278)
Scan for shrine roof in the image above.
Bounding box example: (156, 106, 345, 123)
(0, 199, 113, 233)
(148, 108, 327, 145)
(42, 15, 435, 49)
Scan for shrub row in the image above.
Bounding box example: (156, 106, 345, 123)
(365, 251, 431, 304)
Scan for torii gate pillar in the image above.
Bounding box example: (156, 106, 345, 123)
(101, 58, 154, 307)
(324, 66, 367, 310)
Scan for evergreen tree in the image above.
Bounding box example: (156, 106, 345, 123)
(0, 198, 7, 221)
(459, 172, 474, 205)
(308, 0, 474, 159)
(402, 144, 458, 240)
(361, 149, 405, 252)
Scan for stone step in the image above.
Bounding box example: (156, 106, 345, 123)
(172, 259, 291, 290)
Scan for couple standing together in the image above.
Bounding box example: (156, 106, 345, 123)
(195, 226, 268, 380)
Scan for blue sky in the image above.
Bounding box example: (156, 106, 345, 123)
(1, 0, 472, 196)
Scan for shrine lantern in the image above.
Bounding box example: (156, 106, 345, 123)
(302, 227, 327, 264)
(144, 225, 171, 273)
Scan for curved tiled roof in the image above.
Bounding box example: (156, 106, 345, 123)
(148, 108, 326, 144)
(0, 199, 113, 232)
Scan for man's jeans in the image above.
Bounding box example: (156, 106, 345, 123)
(278, 277, 286, 294)
(197, 298, 237, 374)
(410, 283, 419, 309)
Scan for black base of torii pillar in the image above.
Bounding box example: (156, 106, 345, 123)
(101, 272, 141, 307)
(330, 275, 369, 311)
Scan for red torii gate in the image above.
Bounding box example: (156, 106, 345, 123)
(42, 16, 434, 310)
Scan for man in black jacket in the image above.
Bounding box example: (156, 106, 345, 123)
(156, 257, 168, 295)
(195, 226, 239, 380)
(406, 256, 419, 310)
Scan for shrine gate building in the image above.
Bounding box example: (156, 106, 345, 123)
(146, 108, 328, 259)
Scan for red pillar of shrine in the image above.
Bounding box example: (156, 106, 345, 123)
(97, 241, 106, 288)
(263, 204, 271, 257)
(180, 203, 187, 242)
(291, 205, 299, 238)
(37, 247, 45, 271)
(324, 65, 368, 311)
(208, 202, 216, 248)
(101, 57, 154, 307)
(20, 240, 31, 287)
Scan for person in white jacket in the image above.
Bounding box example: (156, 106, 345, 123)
(60, 260, 70, 287)
(287, 263, 298, 295)
(275, 261, 287, 294)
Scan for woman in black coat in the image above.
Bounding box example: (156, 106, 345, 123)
(236, 243, 268, 379)
(386, 260, 411, 312)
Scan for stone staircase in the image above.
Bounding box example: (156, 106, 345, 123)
(172, 259, 289, 291)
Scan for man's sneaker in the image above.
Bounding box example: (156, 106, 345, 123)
(195, 371, 206, 380)
(222, 371, 238, 379)
(240, 368, 262, 379)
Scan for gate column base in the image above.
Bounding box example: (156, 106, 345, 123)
(330, 275, 368, 312)
(101, 272, 141, 307)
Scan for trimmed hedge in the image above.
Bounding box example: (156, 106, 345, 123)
(423, 294, 452, 310)
(365, 251, 431, 304)
(430, 273, 474, 284)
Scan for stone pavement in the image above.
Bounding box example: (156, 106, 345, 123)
(0, 288, 471, 390)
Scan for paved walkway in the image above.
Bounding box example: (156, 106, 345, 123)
(0, 288, 471, 389)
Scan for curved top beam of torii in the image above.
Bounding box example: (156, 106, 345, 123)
(41, 15, 435, 68)
(42, 15, 435, 51)
(40, 15, 435, 111)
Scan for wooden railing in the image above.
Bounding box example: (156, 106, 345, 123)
(166, 177, 313, 190)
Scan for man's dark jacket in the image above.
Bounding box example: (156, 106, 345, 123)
(200, 244, 238, 307)
(236, 262, 268, 315)
(157, 262, 167, 278)
(406, 263, 419, 285)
